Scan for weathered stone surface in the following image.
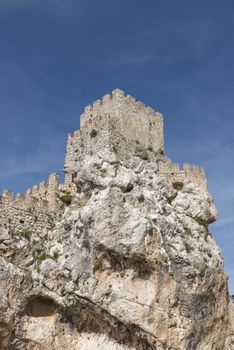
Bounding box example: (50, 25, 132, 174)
(0, 90, 233, 349)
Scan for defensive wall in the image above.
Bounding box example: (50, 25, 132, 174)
(0, 198, 55, 235)
(0, 173, 71, 235)
(158, 161, 207, 190)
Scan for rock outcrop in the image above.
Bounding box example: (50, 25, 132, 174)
(0, 89, 233, 349)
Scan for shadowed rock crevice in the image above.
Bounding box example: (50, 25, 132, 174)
(25, 296, 58, 317)
(93, 245, 154, 279)
(62, 297, 160, 350)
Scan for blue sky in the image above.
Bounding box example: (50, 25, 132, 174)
(0, 0, 234, 292)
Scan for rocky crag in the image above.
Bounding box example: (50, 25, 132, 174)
(0, 89, 233, 349)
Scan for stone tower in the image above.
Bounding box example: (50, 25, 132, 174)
(64, 88, 164, 185)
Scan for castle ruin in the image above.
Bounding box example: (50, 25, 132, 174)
(0, 89, 207, 235)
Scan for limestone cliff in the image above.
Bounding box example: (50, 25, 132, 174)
(0, 89, 233, 350)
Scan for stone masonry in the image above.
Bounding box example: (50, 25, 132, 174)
(0, 89, 207, 235)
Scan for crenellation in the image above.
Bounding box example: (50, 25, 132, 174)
(25, 188, 32, 198)
(2, 172, 64, 214)
(161, 160, 207, 190)
(183, 164, 207, 190)
(126, 95, 136, 104)
(145, 106, 154, 115)
(74, 130, 79, 137)
(112, 88, 125, 99)
(64, 173, 73, 186)
(15, 193, 24, 202)
(2, 189, 13, 201)
(171, 163, 180, 171)
(183, 163, 190, 172)
(0, 171, 66, 234)
(92, 99, 102, 109)
(136, 101, 145, 111)
(38, 182, 47, 194)
(102, 93, 111, 103)
(84, 105, 93, 113)
(32, 185, 39, 194)
(48, 173, 59, 211)
(79, 89, 164, 159)
(81, 90, 160, 125)
(155, 111, 163, 120)
(48, 172, 59, 186)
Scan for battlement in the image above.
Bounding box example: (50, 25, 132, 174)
(63, 89, 209, 192)
(1, 172, 60, 212)
(0, 172, 69, 234)
(159, 161, 207, 190)
(80, 88, 162, 128)
(79, 89, 164, 154)
(64, 89, 165, 181)
(0, 197, 55, 234)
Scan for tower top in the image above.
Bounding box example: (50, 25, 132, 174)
(64, 89, 164, 179)
(80, 88, 162, 128)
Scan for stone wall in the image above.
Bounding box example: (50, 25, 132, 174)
(80, 89, 164, 153)
(159, 161, 207, 190)
(1, 172, 61, 213)
(0, 197, 55, 235)
(0, 173, 65, 235)
(63, 115, 114, 182)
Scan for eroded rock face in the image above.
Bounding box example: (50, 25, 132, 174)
(0, 153, 234, 349)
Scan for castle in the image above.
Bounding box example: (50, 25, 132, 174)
(0, 89, 207, 234)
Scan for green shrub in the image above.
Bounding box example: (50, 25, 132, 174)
(21, 229, 32, 240)
(38, 252, 54, 263)
(194, 217, 209, 232)
(60, 286, 66, 296)
(53, 251, 60, 260)
(9, 228, 16, 236)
